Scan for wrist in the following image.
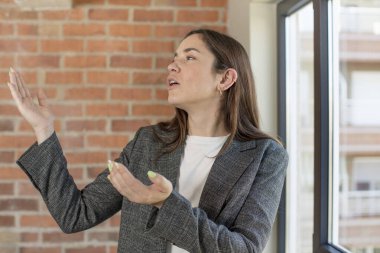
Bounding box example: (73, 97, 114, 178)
(34, 125, 54, 145)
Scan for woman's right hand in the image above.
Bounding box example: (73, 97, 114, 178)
(8, 67, 55, 144)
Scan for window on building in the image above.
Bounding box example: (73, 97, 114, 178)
(278, 0, 380, 252)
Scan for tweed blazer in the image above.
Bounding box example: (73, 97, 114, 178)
(17, 125, 288, 253)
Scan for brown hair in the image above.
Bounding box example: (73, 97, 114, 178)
(154, 28, 276, 156)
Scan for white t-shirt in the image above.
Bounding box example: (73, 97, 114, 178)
(171, 135, 228, 253)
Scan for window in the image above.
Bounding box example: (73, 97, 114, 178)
(279, 2, 314, 253)
(278, 0, 380, 252)
(333, 1, 380, 251)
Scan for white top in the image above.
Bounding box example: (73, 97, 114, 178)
(171, 135, 228, 253)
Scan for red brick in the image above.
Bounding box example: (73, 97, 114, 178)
(87, 135, 129, 148)
(20, 215, 58, 227)
(177, 10, 219, 22)
(41, 9, 84, 20)
(41, 40, 84, 52)
(0, 24, 14, 35)
(0, 136, 35, 148)
(66, 151, 107, 164)
(88, 231, 118, 241)
(89, 9, 129, 20)
(43, 231, 84, 242)
(110, 88, 152, 100)
(17, 24, 38, 36)
(87, 71, 129, 85)
(155, 89, 168, 100)
(109, 213, 121, 226)
(45, 71, 83, 85)
(0, 183, 14, 195)
(0, 40, 37, 52)
(111, 119, 150, 132)
(0, 120, 14, 131)
(87, 40, 129, 52)
(0, 199, 38, 211)
(133, 9, 173, 22)
(0, 10, 38, 20)
(155, 25, 194, 38)
(109, 0, 151, 5)
(20, 247, 61, 253)
(154, 0, 196, 6)
(74, 0, 105, 5)
(50, 104, 84, 117)
(20, 232, 38, 242)
(201, 0, 228, 7)
(0, 87, 12, 99)
(66, 246, 106, 253)
(65, 120, 106, 132)
(86, 104, 129, 116)
(64, 24, 105, 36)
(38, 24, 60, 37)
(17, 56, 60, 68)
(156, 56, 172, 69)
(59, 136, 85, 149)
(0, 168, 28, 180)
(132, 104, 174, 116)
(132, 71, 167, 85)
(64, 88, 106, 100)
(110, 56, 152, 69)
(109, 24, 151, 37)
(133, 40, 174, 53)
(0, 55, 14, 68)
(18, 182, 40, 196)
(0, 216, 14, 227)
(65, 56, 106, 68)
(87, 166, 106, 179)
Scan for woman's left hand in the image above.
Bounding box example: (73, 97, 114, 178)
(107, 161, 173, 208)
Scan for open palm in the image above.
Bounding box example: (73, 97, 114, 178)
(8, 68, 54, 143)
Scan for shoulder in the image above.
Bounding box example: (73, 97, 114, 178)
(236, 137, 288, 161)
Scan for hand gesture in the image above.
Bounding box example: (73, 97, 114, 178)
(107, 161, 173, 208)
(7, 67, 54, 144)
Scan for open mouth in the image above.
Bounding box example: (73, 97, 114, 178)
(168, 79, 180, 87)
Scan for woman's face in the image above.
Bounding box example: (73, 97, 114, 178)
(166, 34, 223, 112)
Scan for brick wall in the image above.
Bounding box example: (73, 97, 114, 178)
(0, 0, 228, 252)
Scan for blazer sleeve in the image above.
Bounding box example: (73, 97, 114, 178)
(16, 130, 141, 234)
(143, 141, 288, 253)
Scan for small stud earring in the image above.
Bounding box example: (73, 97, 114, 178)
(218, 86, 223, 95)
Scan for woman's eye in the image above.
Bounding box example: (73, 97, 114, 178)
(186, 56, 195, 61)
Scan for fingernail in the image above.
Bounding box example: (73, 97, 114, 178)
(107, 175, 111, 180)
(147, 171, 156, 178)
(107, 160, 113, 172)
(10, 67, 15, 73)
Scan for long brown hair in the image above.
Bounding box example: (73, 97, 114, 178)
(154, 28, 276, 156)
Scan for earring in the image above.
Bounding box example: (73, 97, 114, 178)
(218, 86, 223, 95)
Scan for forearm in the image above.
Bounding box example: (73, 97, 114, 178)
(17, 132, 122, 233)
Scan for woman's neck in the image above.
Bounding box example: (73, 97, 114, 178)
(187, 112, 228, 137)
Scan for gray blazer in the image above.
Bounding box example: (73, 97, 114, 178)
(17, 125, 288, 253)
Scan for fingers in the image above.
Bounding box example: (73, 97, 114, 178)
(107, 161, 172, 206)
(9, 67, 27, 98)
(37, 88, 48, 107)
(7, 82, 23, 105)
(147, 171, 173, 194)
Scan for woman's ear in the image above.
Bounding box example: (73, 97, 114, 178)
(219, 68, 238, 91)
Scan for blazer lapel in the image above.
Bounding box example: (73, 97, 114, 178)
(198, 140, 257, 220)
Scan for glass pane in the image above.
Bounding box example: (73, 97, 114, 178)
(285, 3, 314, 253)
(333, 1, 380, 252)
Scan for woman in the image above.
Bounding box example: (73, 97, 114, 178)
(7, 29, 288, 253)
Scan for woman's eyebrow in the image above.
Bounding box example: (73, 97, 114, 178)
(174, 47, 201, 57)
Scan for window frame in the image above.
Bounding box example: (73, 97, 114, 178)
(277, 0, 312, 252)
(277, 0, 350, 252)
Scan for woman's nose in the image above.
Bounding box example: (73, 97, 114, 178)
(167, 61, 179, 72)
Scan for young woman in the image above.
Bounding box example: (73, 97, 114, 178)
(7, 29, 288, 253)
